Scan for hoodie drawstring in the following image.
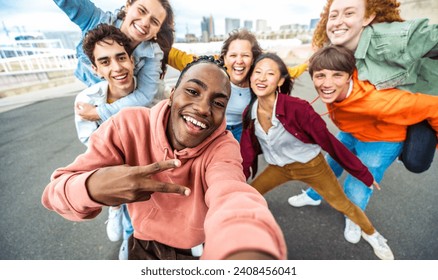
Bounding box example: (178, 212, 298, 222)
(163, 147, 170, 161)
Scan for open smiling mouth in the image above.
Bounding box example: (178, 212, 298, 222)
(332, 29, 348, 36)
(182, 115, 207, 130)
(133, 23, 147, 35)
(321, 89, 335, 97)
(112, 73, 128, 80)
(233, 66, 245, 75)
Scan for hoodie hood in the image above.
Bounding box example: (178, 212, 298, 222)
(151, 99, 228, 162)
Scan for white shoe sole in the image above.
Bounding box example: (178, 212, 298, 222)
(287, 197, 321, 207)
(344, 232, 361, 244)
(344, 219, 361, 244)
(361, 232, 395, 260)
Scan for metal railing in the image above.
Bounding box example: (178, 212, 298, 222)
(0, 39, 77, 75)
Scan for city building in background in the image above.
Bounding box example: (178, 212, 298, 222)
(200, 15, 215, 43)
(2, 0, 435, 98)
(225, 18, 240, 35)
(256, 19, 269, 33)
(243, 20, 253, 31)
(309, 18, 319, 31)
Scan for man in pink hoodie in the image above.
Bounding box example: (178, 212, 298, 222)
(41, 56, 287, 260)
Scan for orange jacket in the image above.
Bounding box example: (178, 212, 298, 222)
(328, 71, 438, 142)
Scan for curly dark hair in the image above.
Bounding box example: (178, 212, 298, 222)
(312, 0, 403, 48)
(82, 23, 133, 67)
(174, 55, 229, 89)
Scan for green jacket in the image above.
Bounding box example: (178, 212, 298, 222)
(355, 18, 438, 95)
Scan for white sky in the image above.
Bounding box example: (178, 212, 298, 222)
(0, 0, 326, 38)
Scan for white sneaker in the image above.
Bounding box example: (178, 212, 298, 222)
(191, 244, 204, 257)
(344, 218, 361, 244)
(362, 231, 395, 260)
(119, 239, 129, 260)
(288, 190, 321, 207)
(105, 206, 123, 242)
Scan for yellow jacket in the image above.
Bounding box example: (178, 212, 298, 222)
(168, 47, 307, 78)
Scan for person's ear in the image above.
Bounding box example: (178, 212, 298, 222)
(168, 88, 175, 106)
(278, 77, 285, 88)
(91, 64, 103, 79)
(363, 13, 376, 27)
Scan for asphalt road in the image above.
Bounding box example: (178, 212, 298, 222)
(0, 73, 437, 261)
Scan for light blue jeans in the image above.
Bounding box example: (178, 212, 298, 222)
(121, 204, 133, 240)
(306, 132, 403, 210)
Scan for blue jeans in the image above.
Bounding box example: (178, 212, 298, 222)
(121, 204, 133, 240)
(226, 122, 243, 142)
(306, 132, 403, 210)
(400, 120, 437, 173)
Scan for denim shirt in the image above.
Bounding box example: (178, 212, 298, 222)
(355, 18, 438, 95)
(54, 0, 163, 120)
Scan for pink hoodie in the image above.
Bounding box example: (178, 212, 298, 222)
(42, 100, 287, 260)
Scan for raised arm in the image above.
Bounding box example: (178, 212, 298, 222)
(287, 62, 308, 79)
(53, 0, 105, 32)
(42, 114, 189, 221)
(201, 139, 287, 260)
(167, 47, 196, 71)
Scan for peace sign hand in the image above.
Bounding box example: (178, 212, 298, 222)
(86, 159, 190, 206)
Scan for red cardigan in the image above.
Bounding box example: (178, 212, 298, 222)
(240, 93, 373, 187)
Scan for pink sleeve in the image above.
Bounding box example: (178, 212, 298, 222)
(201, 138, 287, 260)
(42, 117, 125, 221)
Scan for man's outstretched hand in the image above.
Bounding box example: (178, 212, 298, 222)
(86, 159, 190, 206)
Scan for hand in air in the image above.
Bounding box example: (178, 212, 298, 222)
(86, 159, 190, 206)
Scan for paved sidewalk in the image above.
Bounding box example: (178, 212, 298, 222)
(0, 80, 86, 114)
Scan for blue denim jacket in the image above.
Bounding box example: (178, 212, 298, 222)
(355, 18, 438, 95)
(54, 0, 163, 120)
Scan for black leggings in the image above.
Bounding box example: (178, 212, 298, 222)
(400, 120, 437, 173)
